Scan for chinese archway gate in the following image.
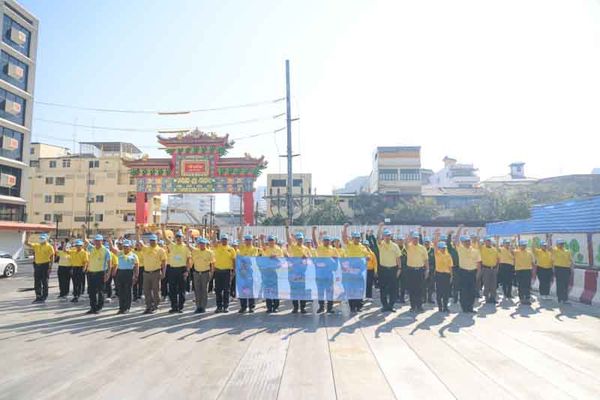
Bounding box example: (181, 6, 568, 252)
(126, 129, 267, 226)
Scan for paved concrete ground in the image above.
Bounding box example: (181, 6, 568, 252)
(1, 265, 600, 400)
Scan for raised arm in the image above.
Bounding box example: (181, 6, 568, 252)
(285, 222, 294, 245)
(161, 224, 173, 245)
(312, 226, 320, 247)
(237, 226, 243, 242)
(377, 222, 384, 242)
(342, 223, 350, 245)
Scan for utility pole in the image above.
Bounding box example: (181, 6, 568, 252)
(285, 59, 293, 225)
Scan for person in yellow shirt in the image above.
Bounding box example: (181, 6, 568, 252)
(342, 224, 371, 312)
(286, 225, 311, 313)
(498, 239, 515, 299)
(312, 226, 339, 313)
(84, 234, 111, 314)
(236, 230, 261, 313)
(213, 235, 237, 313)
(261, 234, 285, 313)
(56, 240, 73, 300)
(514, 240, 534, 305)
(26, 233, 55, 303)
(364, 240, 378, 298)
(163, 228, 191, 313)
(553, 238, 573, 304)
(405, 232, 429, 313)
(434, 242, 453, 312)
(136, 227, 167, 314)
(69, 239, 89, 303)
(480, 236, 500, 304)
(188, 237, 215, 313)
(376, 223, 402, 312)
(455, 236, 482, 313)
(533, 239, 553, 300)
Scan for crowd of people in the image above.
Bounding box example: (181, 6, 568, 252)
(25, 222, 575, 316)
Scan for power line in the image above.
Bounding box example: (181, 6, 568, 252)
(34, 114, 284, 133)
(34, 97, 285, 115)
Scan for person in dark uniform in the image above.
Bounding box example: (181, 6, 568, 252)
(421, 235, 436, 304)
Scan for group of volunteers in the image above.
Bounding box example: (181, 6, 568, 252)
(25, 222, 574, 316)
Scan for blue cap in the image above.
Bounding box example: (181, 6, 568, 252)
(39, 234, 48, 242)
(556, 239, 566, 245)
(305, 238, 313, 244)
(502, 238, 511, 244)
(383, 229, 392, 236)
(322, 235, 332, 241)
(484, 236, 493, 241)
(122, 239, 132, 247)
(220, 234, 228, 240)
(423, 236, 431, 243)
(158, 240, 165, 246)
(411, 232, 420, 238)
(232, 240, 239, 246)
(437, 242, 447, 249)
(539, 240, 547, 246)
(519, 240, 528, 246)
(295, 232, 305, 239)
(439, 234, 447, 241)
(94, 234, 103, 241)
(351, 232, 361, 238)
(460, 236, 470, 242)
(332, 237, 340, 242)
(74, 239, 84, 246)
(243, 234, 253, 240)
(148, 234, 158, 241)
(175, 231, 184, 237)
(267, 235, 276, 241)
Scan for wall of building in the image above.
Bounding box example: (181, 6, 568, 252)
(0, 1, 38, 222)
(369, 147, 422, 194)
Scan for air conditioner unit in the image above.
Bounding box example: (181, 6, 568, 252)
(7, 63, 24, 80)
(0, 173, 17, 188)
(2, 135, 19, 151)
(10, 28, 26, 46)
(4, 100, 22, 116)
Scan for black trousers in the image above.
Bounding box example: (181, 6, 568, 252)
(57, 266, 72, 297)
(71, 268, 85, 298)
(214, 269, 231, 308)
(407, 268, 425, 310)
(366, 269, 374, 298)
(379, 266, 398, 309)
(240, 298, 255, 309)
(398, 265, 408, 302)
(230, 275, 236, 298)
(133, 267, 144, 300)
(555, 267, 571, 302)
(33, 263, 50, 300)
(498, 263, 515, 298)
(87, 271, 105, 312)
(266, 298, 280, 311)
(516, 269, 532, 301)
(104, 274, 113, 298)
(435, 272, 451, 309)
(318, 300, 333, 311)
(422, 269, 434, 303)
(168, 268, 187, 311)
(537, 268, 553, 296)
(459, 269, 476, 312)
(292, 300, 306, 310)
(161, 265, 171, 297)
(116, 270, 134, 311)
(451, 266, 460, 301)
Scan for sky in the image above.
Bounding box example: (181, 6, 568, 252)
(21, 0, 600, 211)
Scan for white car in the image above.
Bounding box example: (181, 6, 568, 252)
(0, 252, 18, 277)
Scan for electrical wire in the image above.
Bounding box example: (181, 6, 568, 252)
(34, 97, 285, 115)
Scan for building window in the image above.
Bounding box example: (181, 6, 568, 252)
(55, 177, 65, 185)
(0, 164, 21, 197)
(399, 169, 421, 181)
(62, 159, 70, 168)
(0, 51, 28, 90)
(44, 195, 51, 203)
(271, 179, 286, 187)
(87, 179, 95, 185)
(53, 214, 63, 223)
(0, 203, 24, 222)
(43, 213, 51, 222)
(379, 169, 398, 181)
(29, 147, 34, 155)
(123, 213, 135, 222)
(2, 16, 31, 57)
(89, 160, 99, 168)
(293, 179, 303, 187)
(54, 195, 64, 203)
(127, 192, 136, 203)
(95, 214, 103, 222)
(0, 127, 23, 161)
(95, 195, 104, 203)
(49, 160, 56, 168)
(45, 177, 53, 184)
(0, 87, 25, 125)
